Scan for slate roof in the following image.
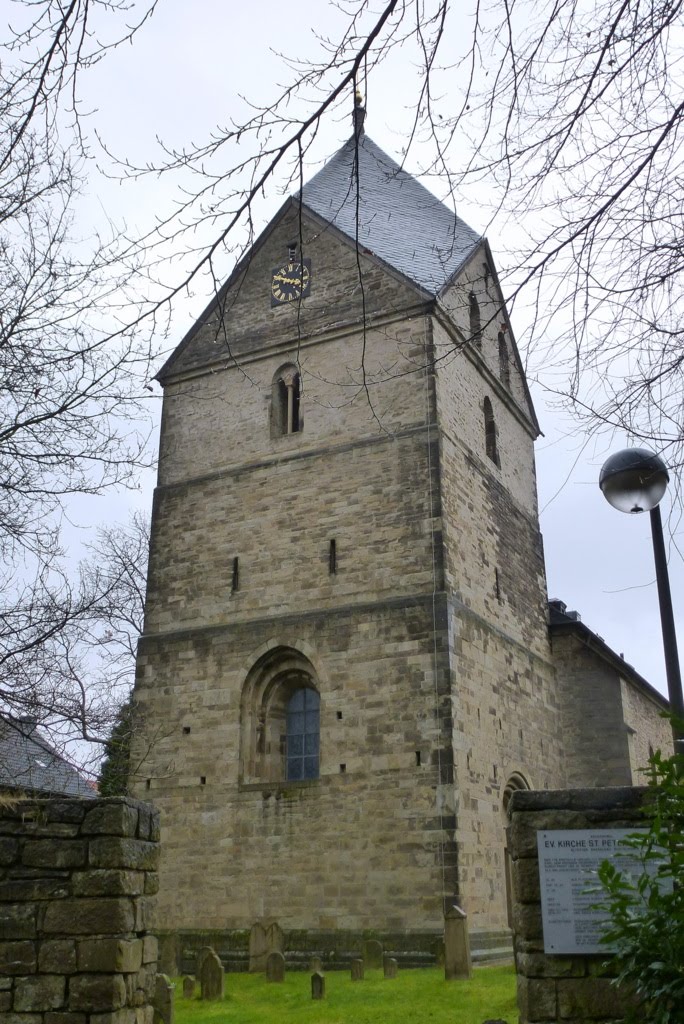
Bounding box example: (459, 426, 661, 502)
(0, 715, 96, 798)
(302, 133, 482, 295)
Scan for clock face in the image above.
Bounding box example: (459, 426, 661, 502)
(271, 258, 312, 306)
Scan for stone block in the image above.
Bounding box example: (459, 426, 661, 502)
(39, 940, 77, 973)
(511, 857, 541, 904)
(557, 977, 637, 1019)
(69, 974, 127, 1012)
(0, 940, 37, 974)
(142, 935, 158, 965)
(88, 838, 159, 872)
(82, 803, 139, 838)
(144, 873, 159, 896)
(511, 902, 543, 941)
(43, 899, 135, 936)
(14, 975, 66, 1011)
(77, 938, 143, 973)
(90, 1012, 137, 1024)
(517, 976, 557, 1021)
(134, 897, 154, 932)
(1, 903, 37, 938)
(72, 870, 145, 898)
(0, 991, 11, 1011)
(2, 1014, 42, 1024)
(45, 803, 88, 825)
(22, 840, 86, 869)
(45, 1015, 87, 1024)
(0, 836, 19, 865)
(516, 952, 586, 979)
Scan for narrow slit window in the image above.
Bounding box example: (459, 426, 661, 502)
(469, 293, 482, 345)
(329, 539, 337, 575)
(498, 332, 510, 388)
(484, 397, 500, 467)
(231, 556, 240, 593)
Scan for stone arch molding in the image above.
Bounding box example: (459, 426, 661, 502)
(502, 770, 532, 821)
(239, 645, 321, 784)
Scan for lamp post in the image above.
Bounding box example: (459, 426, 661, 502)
(599, 448, 684, 754)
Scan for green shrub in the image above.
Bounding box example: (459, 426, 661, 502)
(598, 737, 684, 1023)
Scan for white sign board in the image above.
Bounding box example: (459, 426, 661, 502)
(537, 828, 652, 954)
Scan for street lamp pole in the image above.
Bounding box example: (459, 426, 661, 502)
(599, 448, 684, 754)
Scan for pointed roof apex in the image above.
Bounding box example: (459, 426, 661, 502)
(301, 133, 481, 296)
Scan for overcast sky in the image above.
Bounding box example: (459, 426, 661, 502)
(15, 0, 681, 700)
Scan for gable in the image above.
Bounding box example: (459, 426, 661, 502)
(159, 201, 430, 382)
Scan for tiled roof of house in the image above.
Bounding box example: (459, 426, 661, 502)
(302, 133, 482, 295)
(0, 716, 96, 798)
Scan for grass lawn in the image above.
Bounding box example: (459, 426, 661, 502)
(174, 965, 517, 1024)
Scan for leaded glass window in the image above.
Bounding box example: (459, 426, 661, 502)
(286, 688, 320, 780)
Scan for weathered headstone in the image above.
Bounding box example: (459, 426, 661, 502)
(266, 950, 285, 982)
(311, 971, 325, 1000)
(444, 904, 472, 981)
(249, 919, 283, 972)
(351, 958, 364, 981)
(383, 956, 398, 979)
(153, 974, 174, 1024)
(200, 951, 224, 1001)
(181, 976, 195, 1000)
(363, 939, 383, 968)
(310, 956, 323, 973)
(195, 946, 215, 981)
(267, 921, 283, 952)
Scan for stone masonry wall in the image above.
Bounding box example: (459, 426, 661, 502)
(0, 796, 159, 1024)
(508, 787, 648, 1023)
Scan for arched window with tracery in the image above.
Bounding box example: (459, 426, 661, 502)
(483, 396, 499, 467)
(270, 364, 302, 437)
(469, 293, 482, 345)
(239, 646, 321, 784)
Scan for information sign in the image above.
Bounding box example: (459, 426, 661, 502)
(536, 828, 657, 954)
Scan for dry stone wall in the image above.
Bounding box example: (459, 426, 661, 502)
(0, 796, 159, 1024)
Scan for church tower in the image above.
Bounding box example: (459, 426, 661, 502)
(130, 120, 566, 959)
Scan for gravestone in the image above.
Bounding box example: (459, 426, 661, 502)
(311, 971, 325, 1000)
(200, 951, 224, 1001)
(182, 976, 195, 999)
(351, 958, 364, 981)
(363, 939, 383, 968)
(383, 956, 398, 979)
(153, 974, 174, 1024)
(444, 904, 472, 981)
(195, 946, 215, 981)
(433, 938, 445, 967)
(266, 951, 285, 982)
(249, 919, 284, 972)
(310, 956, 323, 973)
